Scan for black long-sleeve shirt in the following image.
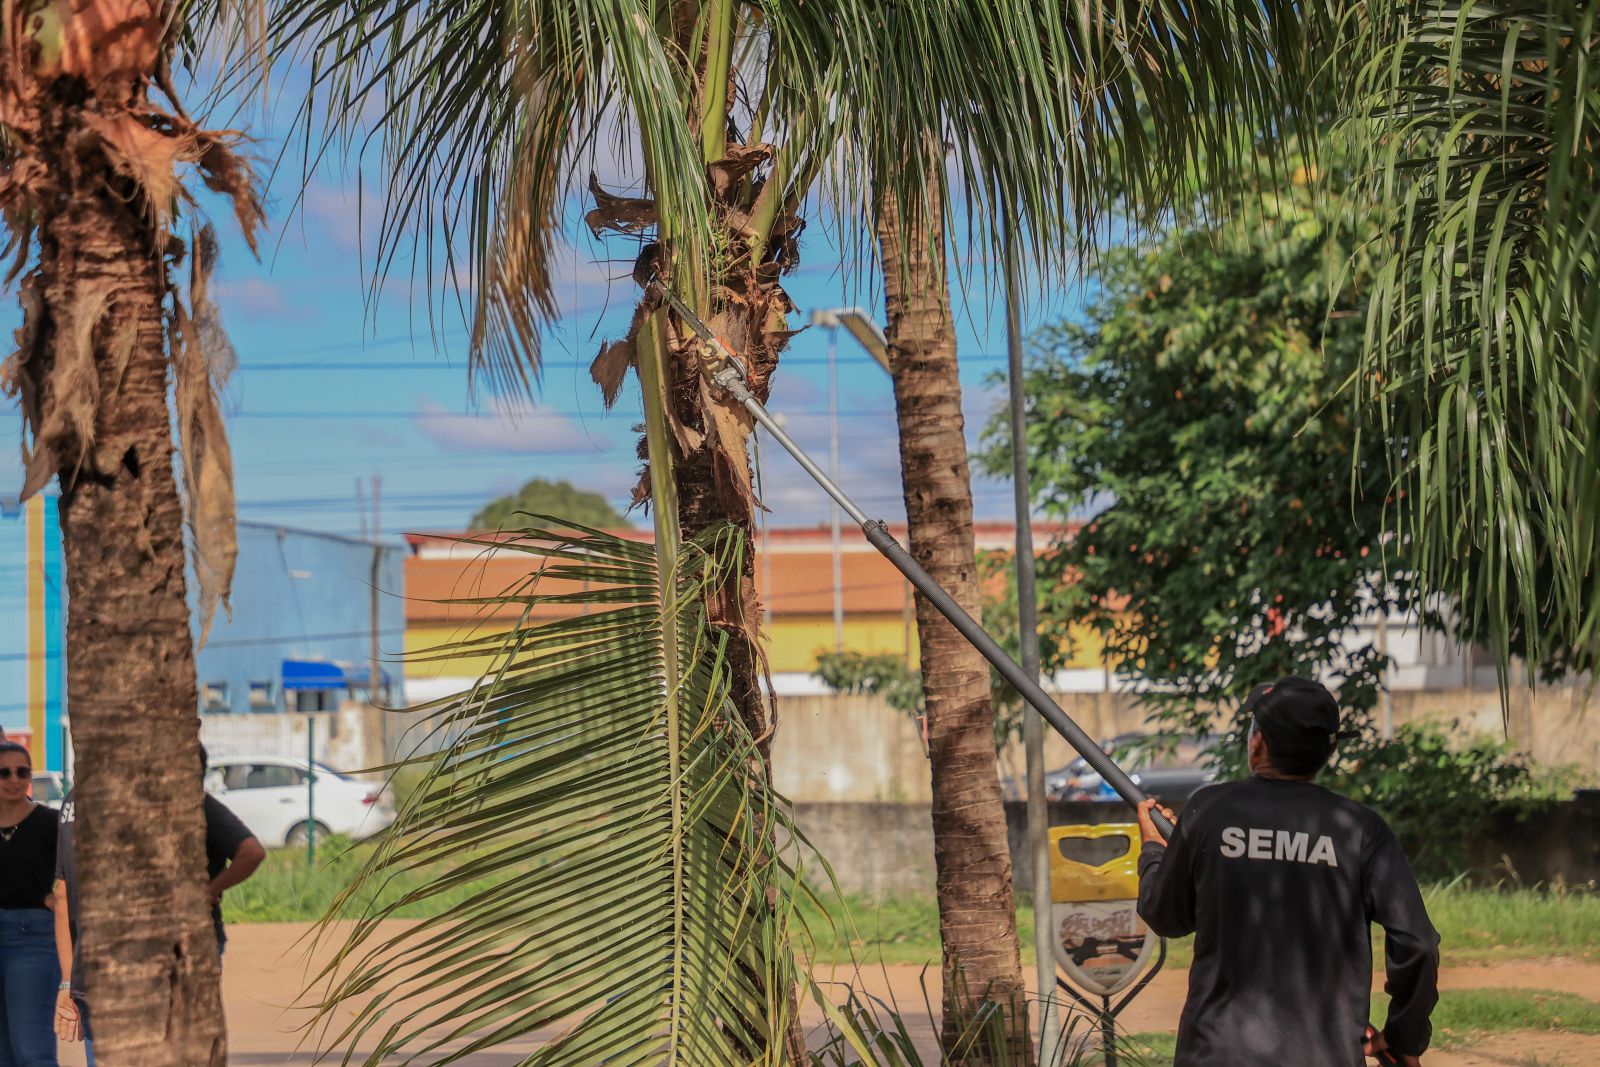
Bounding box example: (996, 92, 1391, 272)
(1137, 777, 1440, 1066)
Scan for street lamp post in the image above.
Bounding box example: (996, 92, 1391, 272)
(811, 309, 847, 652)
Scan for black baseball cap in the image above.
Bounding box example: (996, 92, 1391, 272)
(1242, 676, 1342, 772)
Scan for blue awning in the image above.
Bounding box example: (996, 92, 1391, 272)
(282, 659, 393, 690)
(282, 659, 345, 690)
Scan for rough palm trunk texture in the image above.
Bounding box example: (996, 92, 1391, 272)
(877, 170, 1032, 1065)
(41, 94, 225, 1066)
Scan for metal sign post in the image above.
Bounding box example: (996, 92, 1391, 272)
(306, 718, 317, 865)
(1048, 824, 1165, 1066)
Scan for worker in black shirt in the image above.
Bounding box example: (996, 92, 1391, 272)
(1136, 676, 1440, 1067)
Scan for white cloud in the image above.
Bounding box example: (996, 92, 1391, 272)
(214, 277, 298, 321)
(413, 396, 619, 454)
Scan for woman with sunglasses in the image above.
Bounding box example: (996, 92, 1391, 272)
(0, 739, 61, 1067)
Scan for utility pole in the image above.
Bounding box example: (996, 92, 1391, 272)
(369, 476, 385, 763)
(811, 309, 846, 652)
(1378, 595, 1393, 740)
(1006, 239, 1059, 1057)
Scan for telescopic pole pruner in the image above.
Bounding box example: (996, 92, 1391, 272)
(654, 282, 1175, 840)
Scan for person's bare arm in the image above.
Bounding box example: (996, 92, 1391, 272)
(208, 837, 266, 903)
(53, 881, 81, 1042)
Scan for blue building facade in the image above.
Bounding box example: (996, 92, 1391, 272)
(1, 507, 404, 771)
(196, 522, 405, 714)
(0, 496, 66, 772)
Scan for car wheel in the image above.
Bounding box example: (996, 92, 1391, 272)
(285, 821, 332, 849)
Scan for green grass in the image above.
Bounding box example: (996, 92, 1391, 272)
(227, 845, 1600, 970)
(1424, 882, 1600, 962)
(1113, 990, 1600, 1066)
(1428, 988, 1600, 1045)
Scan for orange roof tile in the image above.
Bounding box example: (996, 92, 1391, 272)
(404, 523, 1080, 624)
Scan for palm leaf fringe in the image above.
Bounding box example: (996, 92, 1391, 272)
(1340, 0, 1600, 682)
(305, 521, 805, 1066)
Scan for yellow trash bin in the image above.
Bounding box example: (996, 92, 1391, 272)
(1049, 823, 1141, 903)
(1048, 823, 1157, 997)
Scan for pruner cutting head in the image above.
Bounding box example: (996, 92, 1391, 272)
(694, 335, 749, 384)
(646, 276, 752, 388)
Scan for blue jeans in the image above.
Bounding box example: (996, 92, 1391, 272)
(0, 910, 60, 1067)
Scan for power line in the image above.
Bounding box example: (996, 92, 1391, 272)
(229, 353, 1007, 372)
(0, 626, 409, 664)
(217, 408, 908, 421)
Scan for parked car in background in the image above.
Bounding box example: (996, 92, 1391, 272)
(204, 754, 395, 848)
(30, 770, 64, 807)
(1044, 732, 1218, 807)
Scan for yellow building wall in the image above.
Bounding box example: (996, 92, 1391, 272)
(407, 614, 1113, 679)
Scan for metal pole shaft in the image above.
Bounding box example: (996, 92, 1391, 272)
(306, 717, 316, 865)
(829, 327, 844, 652)
(709, 364, 1173, 838)
(1006, 241, 1059, 1056)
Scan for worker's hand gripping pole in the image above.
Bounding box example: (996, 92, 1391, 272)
(676, 287, 1175, 841)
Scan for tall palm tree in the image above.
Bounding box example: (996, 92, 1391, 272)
(0, 1, 261, 1062)
(1341, 0, 1600, 683)
(268, 2, 1323, 1063)
(858, 5, 1326, 1057)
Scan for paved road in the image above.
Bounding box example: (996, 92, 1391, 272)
(56, 923, 1600, 1065)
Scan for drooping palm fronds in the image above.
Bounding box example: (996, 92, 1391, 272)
(264, 0, 1331, 391)
(832, 0, 1331, 281)
(306, 523, 809, 1065)
(1341, 0, 1600, 681)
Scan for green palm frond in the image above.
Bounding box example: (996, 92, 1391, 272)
(272, 0, 711, 393)
(1340, 0, 1600, 680)
(823, 0, 1329, 282)
(265, 0, 1328, 390)
(305, 522, 807, 1066)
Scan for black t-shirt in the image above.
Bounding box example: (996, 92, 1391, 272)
(1138, 777, 1440, 1067)
(57, 789, 257, 994)
(0, 803, 59, 909)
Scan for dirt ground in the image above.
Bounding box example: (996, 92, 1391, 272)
(55, 924, 1600, 1065)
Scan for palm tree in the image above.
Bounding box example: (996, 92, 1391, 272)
(1340, 0, 1600, 683)
(0, 2, 261, 1062)
(266, 2, 1324, 1063)
(859, 4, 1326, 1056)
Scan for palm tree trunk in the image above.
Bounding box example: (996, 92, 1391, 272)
(41, 112, 225, 1065)
(877, 165, 1032, 1064)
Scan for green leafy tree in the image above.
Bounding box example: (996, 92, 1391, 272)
(981, 154, 1417, 742)
(470, 478, 630, 531)
(979, 159, 1575, 877)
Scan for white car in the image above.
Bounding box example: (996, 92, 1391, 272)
(30, 771, 64, 807)
(204, 755, 396, 849)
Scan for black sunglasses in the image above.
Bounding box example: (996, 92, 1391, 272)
(0, 767, 33, 780)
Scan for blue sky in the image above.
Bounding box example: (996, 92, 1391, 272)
(0, 76, 1087, 542)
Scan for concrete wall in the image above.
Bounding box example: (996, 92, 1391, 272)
(1469, 791, 1600, 886)
(769, 685, 1600, 807)
(200, 702, 386, 778)
(794, 794, 1600, 898)
(790, 802, 937, 897)
(774, 686, 1600, 898)
(771, 694, 933, 803)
